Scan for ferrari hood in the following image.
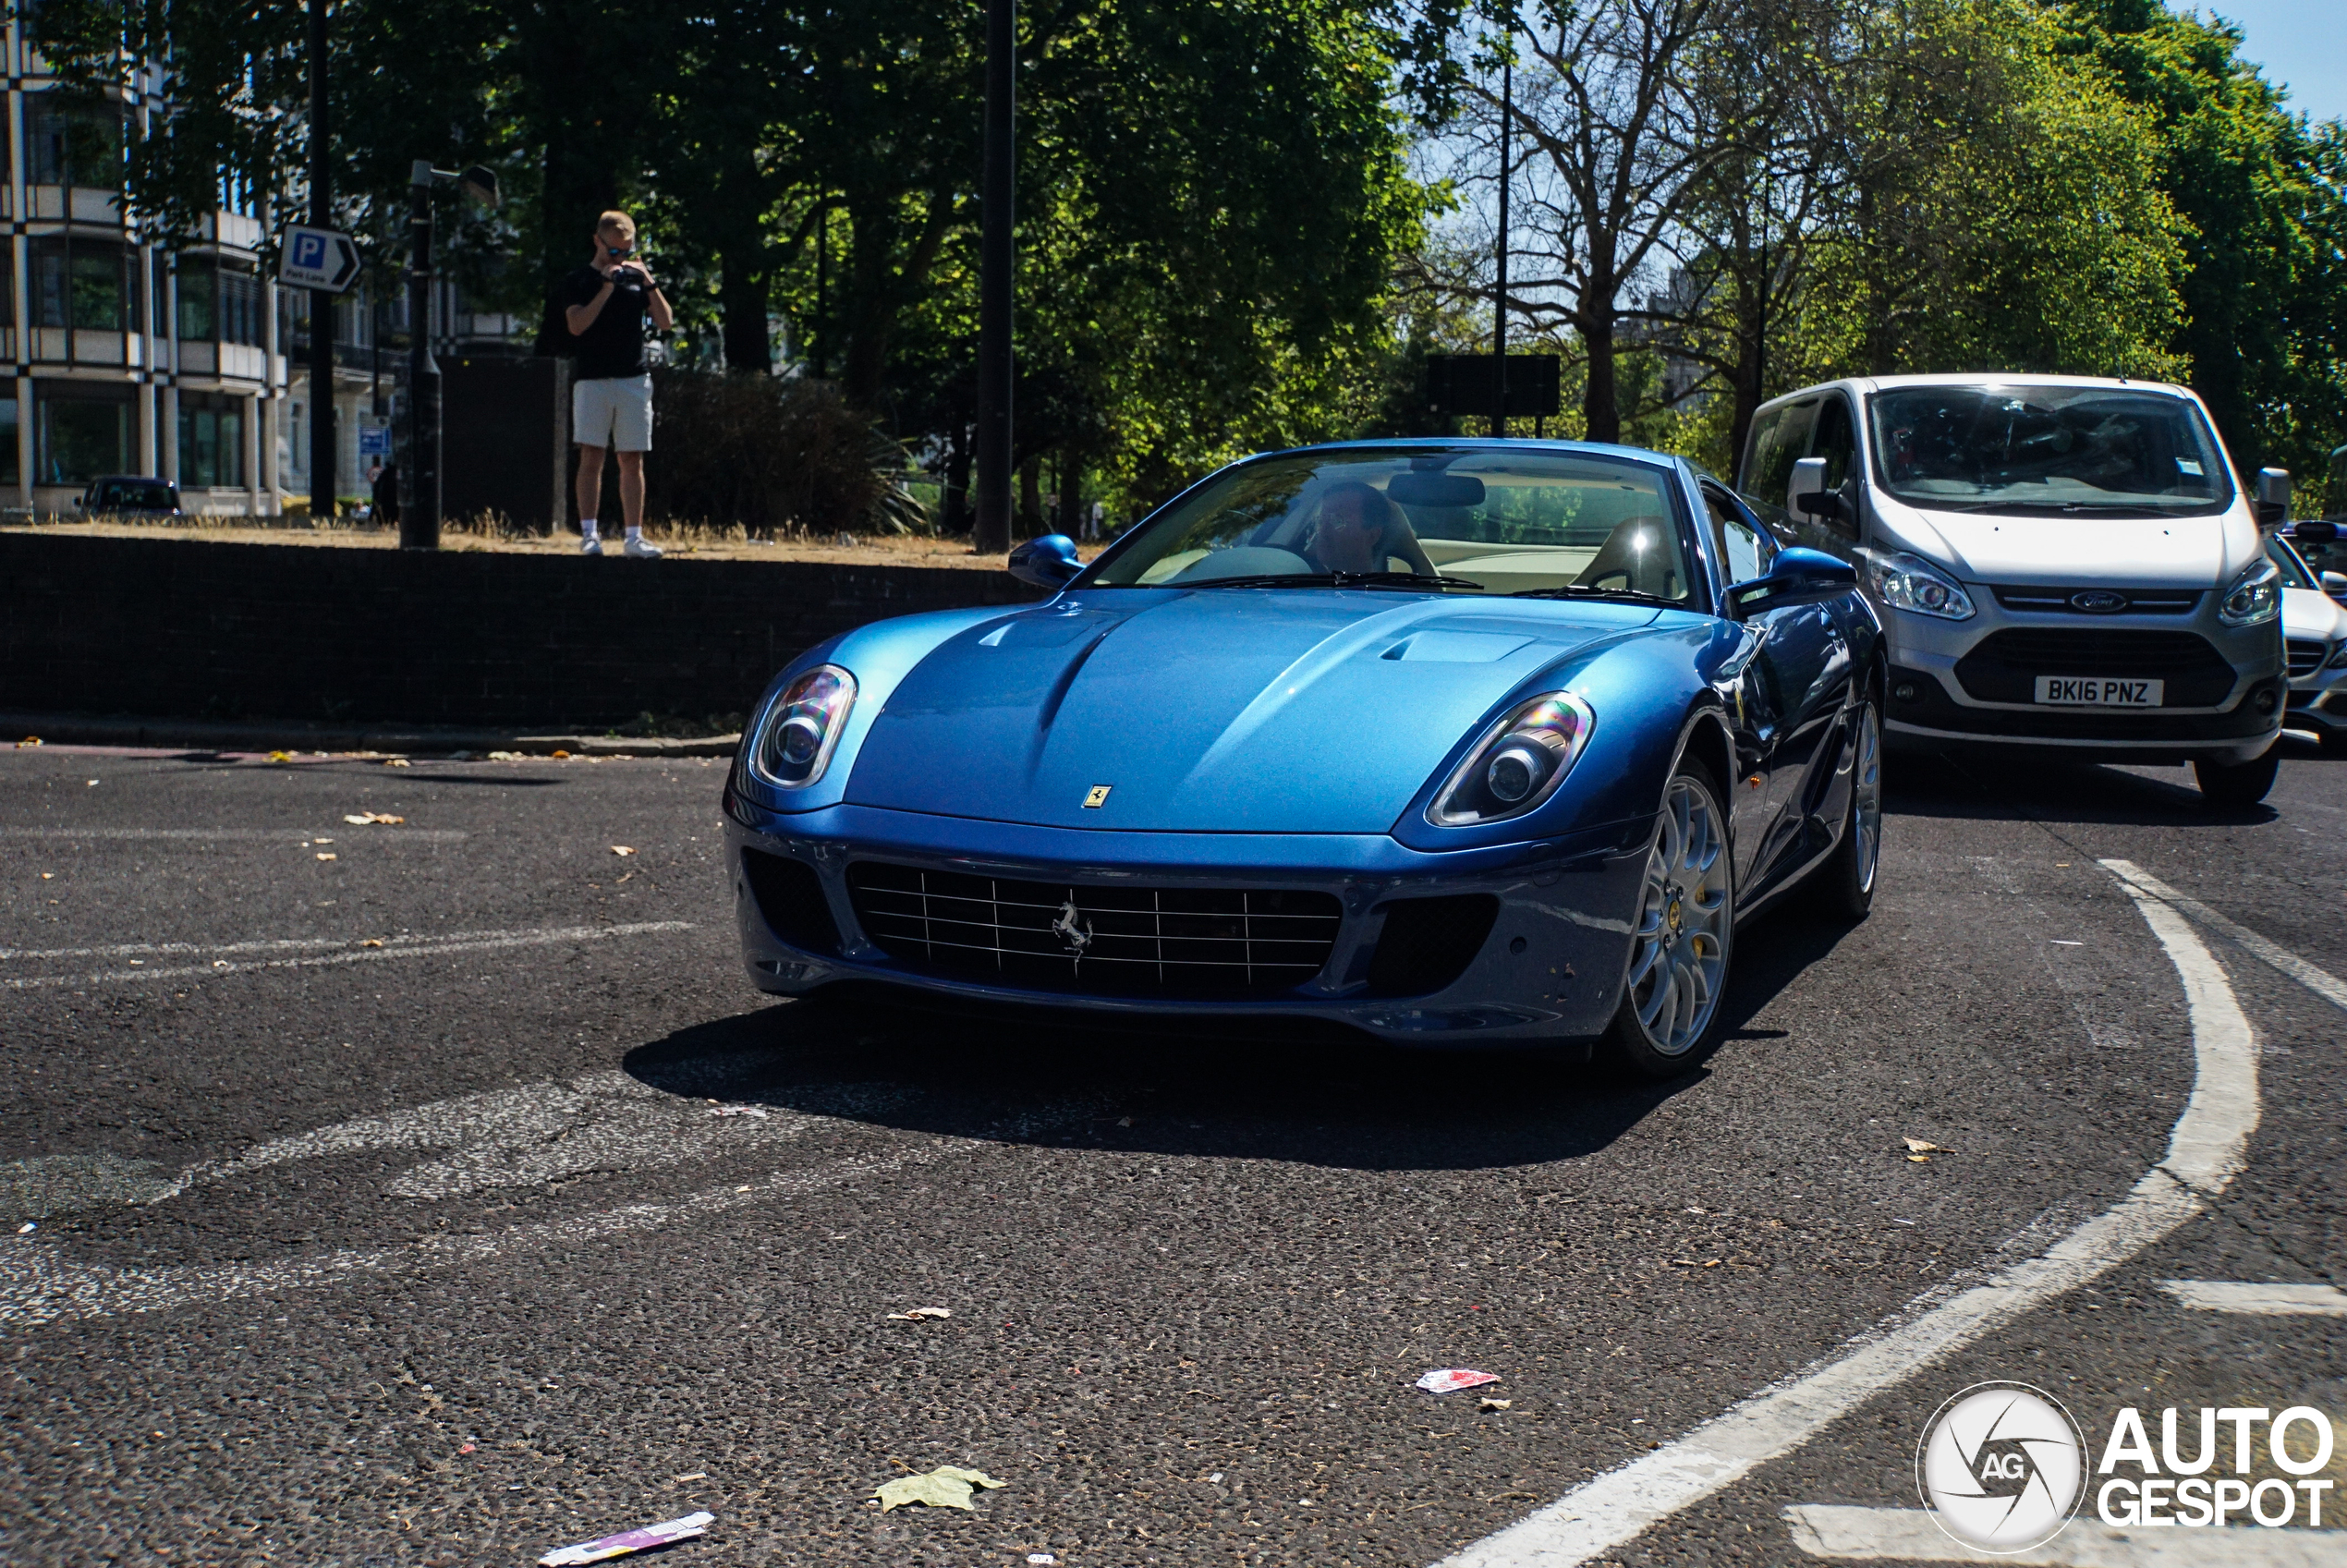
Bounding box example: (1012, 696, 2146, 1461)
(842, 590, 1655, 833)
(1880, 503, 2251, 589)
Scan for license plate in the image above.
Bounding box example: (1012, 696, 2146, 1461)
(2034, 675, 2164, 707)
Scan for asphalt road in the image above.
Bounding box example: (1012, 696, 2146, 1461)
(3, 739, 2342, 1567)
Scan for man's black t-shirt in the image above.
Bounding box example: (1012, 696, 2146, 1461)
(555, 266, 651, 380)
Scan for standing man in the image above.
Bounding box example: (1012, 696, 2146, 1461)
(558, 211, 672, 557)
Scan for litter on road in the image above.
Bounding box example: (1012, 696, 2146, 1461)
(886, 1306, 952, 1320)
(538, 1511, 715, 1565)
(1028, 1555, 1058, 1565)
(1479, 1397, 1513, 1411)
(343, 812, 405, 825)
(611, 845, 637, 857)
(708, 1105, 770, 1119)
(383, 758, 411, 767)
(872, 1465, 1005, 1512)
(1416, 1368, 1501, 1394)
(1902, 1137, 1942, 1153)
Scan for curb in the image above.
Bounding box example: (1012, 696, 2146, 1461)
(1, 712, 739, 758)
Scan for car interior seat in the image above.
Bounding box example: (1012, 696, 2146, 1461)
(1573, 516, 1681, 600)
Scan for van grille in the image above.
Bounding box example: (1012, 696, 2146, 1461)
(1953, 629, 2236, 706)
(1990, 586, 2201, 615)
(845, 862, 1342, 998)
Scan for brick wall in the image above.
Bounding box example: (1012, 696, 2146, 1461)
(0, 532, 1042, 727)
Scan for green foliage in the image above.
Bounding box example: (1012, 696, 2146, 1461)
(643, 371, 922, 533)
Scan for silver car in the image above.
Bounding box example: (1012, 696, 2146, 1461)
(1735, 374, 2287, 806)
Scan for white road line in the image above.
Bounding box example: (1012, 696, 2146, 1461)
(2159, 1280, 2347, 1316)
(1784, 1505, 2347, 1564)
(1434, 868, 2259, 1568)
(3, 920, 694, 990)
(0, 827, 469, 842)
(0, 1137, 965, 1329)
(2100, 859, 2347, 1015)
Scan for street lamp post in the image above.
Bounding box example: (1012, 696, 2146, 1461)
(1492, 28, 1512, 441)
(307, 0, 334, 521)
(401, 162, 499, 551)
(973, 0, 1015, 554)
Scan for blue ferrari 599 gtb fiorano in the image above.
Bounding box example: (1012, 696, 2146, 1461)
(723, 439, 1885, 1076)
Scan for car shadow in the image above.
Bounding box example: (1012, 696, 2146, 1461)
(1883, 749, 2286, 828)
(614, 908, 1860, 1173)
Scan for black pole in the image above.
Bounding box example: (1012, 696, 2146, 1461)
(307, 0, 334, 519)
(404, 161, 440, 549)
(973, 0, 1015, 554)
(1492, 39, 1510, 441)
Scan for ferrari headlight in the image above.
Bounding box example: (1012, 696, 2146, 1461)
(1858, 549, 1975, 621)
(2217, 557, 2280, 627)
(749, 665, 856, 789)
(1429, 692, 1596, 826)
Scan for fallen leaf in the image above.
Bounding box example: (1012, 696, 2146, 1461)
(1907, 1154, 1930, 1163)
(16, 736, 40, 748)
(359, 939, 383, 948)
(316, 853, 337, 861)
(553, 749, 572, 760)
(1903, 1137, 1941, 1153)
(384, 758, 411, 768)
(611, 845, 637, 857)
(871, 1465, 1005, 1512)
(40, 872, 52, 880)
(268, 750, 293, 762)
(1479, 1397, 1513, 1412)
(887, 1306, 952, 1321)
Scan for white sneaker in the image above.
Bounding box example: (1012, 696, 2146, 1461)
(624, 535, 663, 559)
(581, 536, 602, 555)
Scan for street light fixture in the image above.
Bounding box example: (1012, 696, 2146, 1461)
(402, 161, 501, 550)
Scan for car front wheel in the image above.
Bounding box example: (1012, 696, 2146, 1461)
(1605, 761, 1734, 1077)
(2195, 752, 2279, 808)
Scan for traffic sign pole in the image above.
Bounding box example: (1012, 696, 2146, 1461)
(404, 162, 440, 550)
(307, 0, 334, 524)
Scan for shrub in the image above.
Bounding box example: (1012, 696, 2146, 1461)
(644, 371, 925, 535)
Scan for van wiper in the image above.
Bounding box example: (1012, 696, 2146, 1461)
(1511, 584, 1682, 607)
(1186, 571, 1484, 591)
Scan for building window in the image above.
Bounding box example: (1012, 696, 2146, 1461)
(24, 92, 126, 189)
(36, 382, 132, 484)
(0, 398, 19, 489)
(30, 238, 135, 332)
(176, 257, 261, 346)
(178, 391, 244, 488)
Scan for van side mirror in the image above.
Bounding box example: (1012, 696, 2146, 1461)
(1786, 456, 1843, 523)
(1008, 533, 1083, 589)
(2256, 468, 2291, 528)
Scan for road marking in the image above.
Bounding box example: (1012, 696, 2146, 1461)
(2159, 1280, 2347, 1316)
(1, 1138, 964, 1330)
(1434, 867, 2259, 1568)
(0, 827, 469, 842)
(2100, 859, 2347, 1015)
(147, 1072, 909, 1203)
(3, 920, 693, 989)
(1784, 1505, 2347, 1564)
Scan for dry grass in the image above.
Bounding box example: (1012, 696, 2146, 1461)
(3, 513, 1101, 568)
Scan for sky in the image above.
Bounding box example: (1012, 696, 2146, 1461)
(2185, 0, 2346, 124)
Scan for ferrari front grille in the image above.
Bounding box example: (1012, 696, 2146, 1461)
(845, 862, 1342, 998)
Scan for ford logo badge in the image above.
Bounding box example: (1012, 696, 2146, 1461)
(2070, 590, 2129, 613)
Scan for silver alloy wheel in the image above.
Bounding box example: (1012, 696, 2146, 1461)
(1850, 700, 1882, 895)
(1623, 773, 1732, 1056)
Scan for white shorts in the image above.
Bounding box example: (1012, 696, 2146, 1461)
(573, 373, 652, 452)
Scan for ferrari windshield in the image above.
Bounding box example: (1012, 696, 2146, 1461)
(1085, 447, 1696, 600)
(1867, 384, 2234, 516)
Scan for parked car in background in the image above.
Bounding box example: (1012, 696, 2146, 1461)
(2268, 532, 2347, 752)
(74, 475, 183, 517)
(2282, 518, 2347, 600)
(1736, 374, 2287, 806)
(726, 438, 1885, 1076)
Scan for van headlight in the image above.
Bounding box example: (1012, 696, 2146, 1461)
(748, 665, 857, 789)
(2217, 557, 2280, 627)
(1429, 692, 1596, 826)
(1857, 549, 1975, 620)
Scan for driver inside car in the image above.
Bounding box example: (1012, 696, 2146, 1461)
(1300, 481, 1438, 576)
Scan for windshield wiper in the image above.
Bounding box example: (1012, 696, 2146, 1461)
(1510, 584, 1681, 608)
(1184, 571, 1484, 591)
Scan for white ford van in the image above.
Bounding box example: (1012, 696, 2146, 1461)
(1734, 374, 2288, 805)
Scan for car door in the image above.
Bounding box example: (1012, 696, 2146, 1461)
(1703, 481, 1853, 900)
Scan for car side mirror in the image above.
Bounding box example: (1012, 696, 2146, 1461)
(2322, 570, 2347, 602)
(1725, 545, 1857, 616)
(2256, 468, 2290, 528)
(1008, 533, 1083, 589)
(1785, 455, 1847, 523)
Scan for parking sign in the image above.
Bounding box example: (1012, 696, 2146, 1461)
(359, 427, 391, 458)
(278, 225, 361, 292)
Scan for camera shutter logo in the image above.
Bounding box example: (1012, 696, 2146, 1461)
(1915, 1381, 2086, 1552)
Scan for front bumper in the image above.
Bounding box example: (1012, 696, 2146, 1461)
(1875, 596, 2284, 762)
(722, 800, 1651, 1047)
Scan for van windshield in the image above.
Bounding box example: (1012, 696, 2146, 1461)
(1867, 384, 2233, 517)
